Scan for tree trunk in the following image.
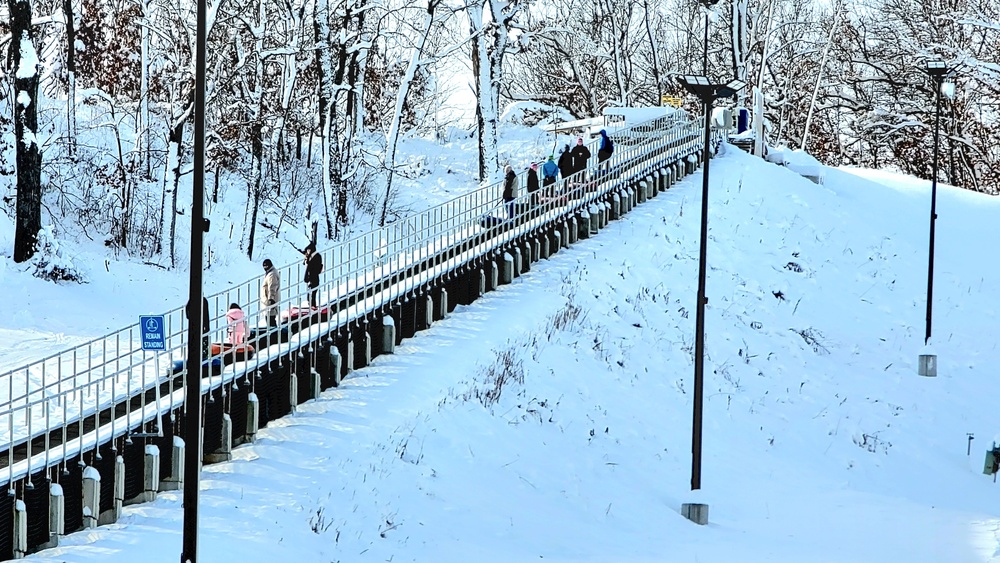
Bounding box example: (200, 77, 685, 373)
(800, 0, 840, 151)
(63, 0, 77, 158)
(246, 0, 266, 254)
(246, 184, 261, 260)
(10, 0, 43, 264)
(331, 5, 354, 230)
(600, 0, 628, 106)
(469, 2, 500, 182)
(730, 0, 750, 86)
(165, 118, 185, 268)
(139, 0, 151, 176)
(314, 0, 335, 239)
(470, 5, 485, 180)
(380, 0, 436, 226)
(643, 0, 663, 104)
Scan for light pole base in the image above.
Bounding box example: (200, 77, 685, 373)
(917, 354, 937, 377)
(681, 503, 709, 525)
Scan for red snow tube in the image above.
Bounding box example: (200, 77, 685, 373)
(210, 342, 256, 363)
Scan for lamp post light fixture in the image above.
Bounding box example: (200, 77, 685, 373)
(677, 75, 746, 525)
(918, 60, 951, 377)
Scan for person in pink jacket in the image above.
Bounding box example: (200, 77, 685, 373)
(226, 303, 247, 345)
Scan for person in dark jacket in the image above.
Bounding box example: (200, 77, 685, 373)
(541, 155, 559, 188)
(570, 136, 591, 176)
(597, 129, 614, 163)
(526, 162, 540, 206)
(303, 243, 323, 309)
(502, 164, 517, 218)
(557, 145, 573, 180)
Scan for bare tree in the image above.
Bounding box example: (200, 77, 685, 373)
(380, 0, 440, 226)
(10, 0, 43, 263)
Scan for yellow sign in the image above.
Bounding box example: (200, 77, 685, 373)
(661, 96, 683, 108)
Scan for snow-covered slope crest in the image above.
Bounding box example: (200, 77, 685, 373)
(25, 146, 1000, 562)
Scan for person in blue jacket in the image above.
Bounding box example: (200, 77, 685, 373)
(598, 129, 614, 163)
(541, 155, 559, 188)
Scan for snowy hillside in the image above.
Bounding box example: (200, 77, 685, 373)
(11, 141, 1000, 562)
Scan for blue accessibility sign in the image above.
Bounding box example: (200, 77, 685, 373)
(139, 315, 166, 350)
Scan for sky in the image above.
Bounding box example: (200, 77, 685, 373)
(3, 124, 1000, 562)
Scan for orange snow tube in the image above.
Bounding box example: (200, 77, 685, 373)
(210, 342, 256, 364)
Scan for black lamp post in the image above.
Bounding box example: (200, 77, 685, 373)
(917, 60, 950, 377)
(924, 60, 948, 347)
(181, 0, 209, 558)
(678, 75, 746, 497)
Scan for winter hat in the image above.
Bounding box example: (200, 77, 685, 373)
(262, 259, 273, 270)
(530, 163, 538, 170)
(229, 303, 241, 310)
(504, 164, 513, 173)
(547, 155, 554, 160)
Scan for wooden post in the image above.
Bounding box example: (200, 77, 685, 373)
(501, 252, 514, 284)
(13, 499, 26, 557)
(918, 354, 937, 377)
(160, 436, 185, 491)
(681, 503, 709, 525)
(383, 316, 396, 354)
(97, 455, 125, 525)
(48, 483, 64, 547)
(205, 414, 233, 463)
(330, 348, 342, 387)
(82, 466, 100, 529)
(246, 393, 260, 443)
(363, 330, 372, 367)
(310, 368, 322, 400)
(143, 445, 159, 503)
(577, 212, 590, 239)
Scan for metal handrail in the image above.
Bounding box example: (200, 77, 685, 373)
(0, 109, 703, 485)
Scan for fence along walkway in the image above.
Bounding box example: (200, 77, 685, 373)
(0, 109, 703, 556)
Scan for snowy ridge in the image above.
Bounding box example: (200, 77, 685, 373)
(20, 146, 1000, 562)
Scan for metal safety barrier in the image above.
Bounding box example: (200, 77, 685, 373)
(0, 108, 704, 556)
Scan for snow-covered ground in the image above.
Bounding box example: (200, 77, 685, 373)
(5, 135, 1000, 561)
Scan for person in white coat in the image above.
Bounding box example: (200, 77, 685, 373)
(261, 259, 281, 327)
